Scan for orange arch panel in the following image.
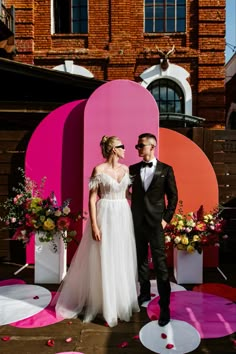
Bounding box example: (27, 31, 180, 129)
(159, 128, 218, 213)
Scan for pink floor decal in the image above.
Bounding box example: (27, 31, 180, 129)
(0, 279, 26, 286)
(0, 279, 62, 328)
(0, 284, 52, 325)
(10, 292, 63, 328)
(147, 291, 236, 338)
(193, 283, 236, 303)
(56, 352, 84, 354)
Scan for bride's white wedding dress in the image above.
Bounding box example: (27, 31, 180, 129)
(55, 173, 140, 327)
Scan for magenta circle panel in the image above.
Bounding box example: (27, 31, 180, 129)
(147, 291, 236, 338)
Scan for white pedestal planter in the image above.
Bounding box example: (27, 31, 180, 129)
(35, 232, 67, 284)
(173, 248, 203, 284)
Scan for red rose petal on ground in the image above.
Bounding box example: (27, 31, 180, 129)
(161, 333, 167, 339)
(232, 339, 236, 346)
(33, 296, 39, 299)
(151, 293, 156, 297)
(166, 343, 174, 349)
(47, 339, 55, 347)
(1, 336, 11, 341)
(118, 341, 129, 348)
(133, 335, 139, 340)
(104, 322, 109, 327)
(67, 321, 73, 325)
(65, 337, 73, 343)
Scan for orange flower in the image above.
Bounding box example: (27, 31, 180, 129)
(195, 222, 206, 231)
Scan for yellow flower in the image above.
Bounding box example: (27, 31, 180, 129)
(30, 198, 42, 209)
(43, 218, 55, 231)
(193, 235, 200, 242)
(187, 245, 195, 253)
(181, 236, 189, 245)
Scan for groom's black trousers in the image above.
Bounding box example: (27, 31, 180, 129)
(135, 221, 171, 308)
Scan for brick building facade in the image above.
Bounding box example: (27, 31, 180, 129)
(4, 0, 226, 127)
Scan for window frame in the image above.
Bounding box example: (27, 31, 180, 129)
(53, 0, 88, 35)
(144, 0, 186, 34)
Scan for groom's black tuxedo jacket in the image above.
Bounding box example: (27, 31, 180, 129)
(129, 160, 178, 230)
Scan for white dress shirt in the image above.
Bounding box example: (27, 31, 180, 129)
(140, 158, 157, 191)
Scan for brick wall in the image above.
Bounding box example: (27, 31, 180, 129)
(5, 0, 226, 127)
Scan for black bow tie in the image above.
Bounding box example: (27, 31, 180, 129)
(141, 161, 153, 168)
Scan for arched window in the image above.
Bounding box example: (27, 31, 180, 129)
(147, 79, 184, 113)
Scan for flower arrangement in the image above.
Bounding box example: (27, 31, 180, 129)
(0, 168, 85, 246)
(164, 201, 226, 254)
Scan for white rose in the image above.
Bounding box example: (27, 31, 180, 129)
(62, 206, 71, 215)
(165, 236, 171, 243)
(174, 236, 181, 244)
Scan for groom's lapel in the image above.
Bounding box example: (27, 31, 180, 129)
(135, 162, 144, 189)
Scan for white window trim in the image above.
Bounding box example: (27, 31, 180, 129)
(140, 61, 192, 115)
(53, 60, 94, 78)
(51, 0, 55, 34)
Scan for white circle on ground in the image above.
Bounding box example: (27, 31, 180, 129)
(141, 281, 186, 307)
(0, 284, 52, 325)
(139, 319, 201, 354)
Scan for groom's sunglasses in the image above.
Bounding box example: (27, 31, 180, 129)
(135, 143, 153, 149)
(115, 144, 125, 149)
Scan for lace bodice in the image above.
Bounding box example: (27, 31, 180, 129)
(89, 173, 131, 200)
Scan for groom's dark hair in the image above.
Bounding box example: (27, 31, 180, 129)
(139, 133, 157, 143)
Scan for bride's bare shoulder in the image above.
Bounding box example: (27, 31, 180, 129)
(91, 163, 106, 176)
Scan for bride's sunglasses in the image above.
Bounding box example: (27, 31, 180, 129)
(115, 144, 125, 149)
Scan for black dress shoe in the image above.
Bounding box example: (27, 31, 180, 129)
(138, 294, 151, 306)
(158, 307, 170, 327)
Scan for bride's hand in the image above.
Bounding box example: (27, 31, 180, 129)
(92, 226, 101, 241)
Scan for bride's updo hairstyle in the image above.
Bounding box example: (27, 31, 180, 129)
(100, 135, 119, 158)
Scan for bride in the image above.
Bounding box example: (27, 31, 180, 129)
(54, 135, 140, 327)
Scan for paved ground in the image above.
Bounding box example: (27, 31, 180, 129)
(0, 262, 236, 354)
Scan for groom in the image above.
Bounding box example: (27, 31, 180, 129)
(129, 133, 178, 326)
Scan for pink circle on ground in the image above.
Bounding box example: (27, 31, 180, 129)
(147, 291, 236, 338)
(56, 352, 84, 354)
(0, 279, 26, 286)
(10, 291, 63, 328)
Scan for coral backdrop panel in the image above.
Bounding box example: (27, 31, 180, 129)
(25, 100, 87, 264)
(83, 79, 159, 213)
(159, 128, 219, 267)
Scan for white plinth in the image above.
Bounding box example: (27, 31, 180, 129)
(35, 232, 67, 284)
(174, 248, 203, 284)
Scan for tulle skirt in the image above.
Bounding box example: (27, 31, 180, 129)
(54, 198, 140, 327)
